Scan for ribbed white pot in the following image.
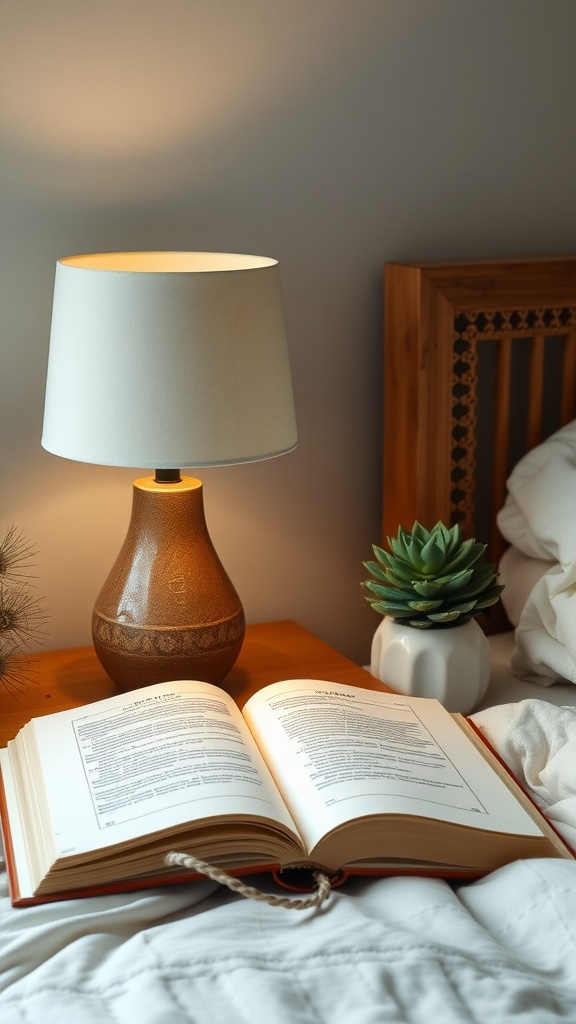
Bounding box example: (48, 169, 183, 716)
(370, 616, 490, 715)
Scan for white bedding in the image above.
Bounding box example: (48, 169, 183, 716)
(479, 632, 576, 710)
(498, 418, 576, 685)
(1, 698, 576, 1023)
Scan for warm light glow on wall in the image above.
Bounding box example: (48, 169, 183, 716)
(0, 0, 381, 201)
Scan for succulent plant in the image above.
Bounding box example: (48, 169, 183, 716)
(362, 520, 503, 629)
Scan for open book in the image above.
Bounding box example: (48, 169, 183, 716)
(0, 677, 571, 905)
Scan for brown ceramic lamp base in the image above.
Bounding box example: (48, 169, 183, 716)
(92, 475, 245, 691)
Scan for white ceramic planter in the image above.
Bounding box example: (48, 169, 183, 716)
(370, 616, 490, 715)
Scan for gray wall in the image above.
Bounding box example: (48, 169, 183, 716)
(1, 0, 576, 667)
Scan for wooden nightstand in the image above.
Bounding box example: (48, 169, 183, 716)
(0, 620, 387, 748)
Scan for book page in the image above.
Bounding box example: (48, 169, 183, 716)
(243, 680, 544, 856)
(16, 680, 299, 859)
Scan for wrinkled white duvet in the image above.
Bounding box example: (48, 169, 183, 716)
(1, 699, 576, 1024)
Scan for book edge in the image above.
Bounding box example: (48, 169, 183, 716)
(458, 715, 575, 860)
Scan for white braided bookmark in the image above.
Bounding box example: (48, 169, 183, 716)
(165, 851, 332, 910)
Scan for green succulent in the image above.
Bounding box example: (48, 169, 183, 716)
(362, 520, 503, 629)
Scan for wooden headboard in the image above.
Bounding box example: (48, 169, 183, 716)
(383, 256, 576, 571)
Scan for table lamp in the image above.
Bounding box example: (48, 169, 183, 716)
(41, 251, 297, 690)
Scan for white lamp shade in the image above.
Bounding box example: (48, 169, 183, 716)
(42, 252, 298, 469)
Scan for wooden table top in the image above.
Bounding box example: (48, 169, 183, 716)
(0, 620, 387, 748)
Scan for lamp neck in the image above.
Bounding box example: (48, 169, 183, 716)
(154, 468, 182, 484)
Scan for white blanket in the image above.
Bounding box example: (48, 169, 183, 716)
(498, 418, 576, 684)
(1, 699, 575, 1023)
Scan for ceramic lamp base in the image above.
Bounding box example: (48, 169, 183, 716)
(92, 476, 245, 690)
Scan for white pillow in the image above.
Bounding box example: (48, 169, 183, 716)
(496, 419, 576, 684)
(497, 418, 576, 564)
(498, 545, 553, 627)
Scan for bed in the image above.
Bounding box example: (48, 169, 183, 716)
(383, 255, 576, 710)
(1, 255, 576, 1022)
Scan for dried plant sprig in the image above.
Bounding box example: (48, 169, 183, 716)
(0, 525, 49, 699)
(0, 583, 49, 648)
(0, 524, 40, 582)
(0, 643, 37, 700)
